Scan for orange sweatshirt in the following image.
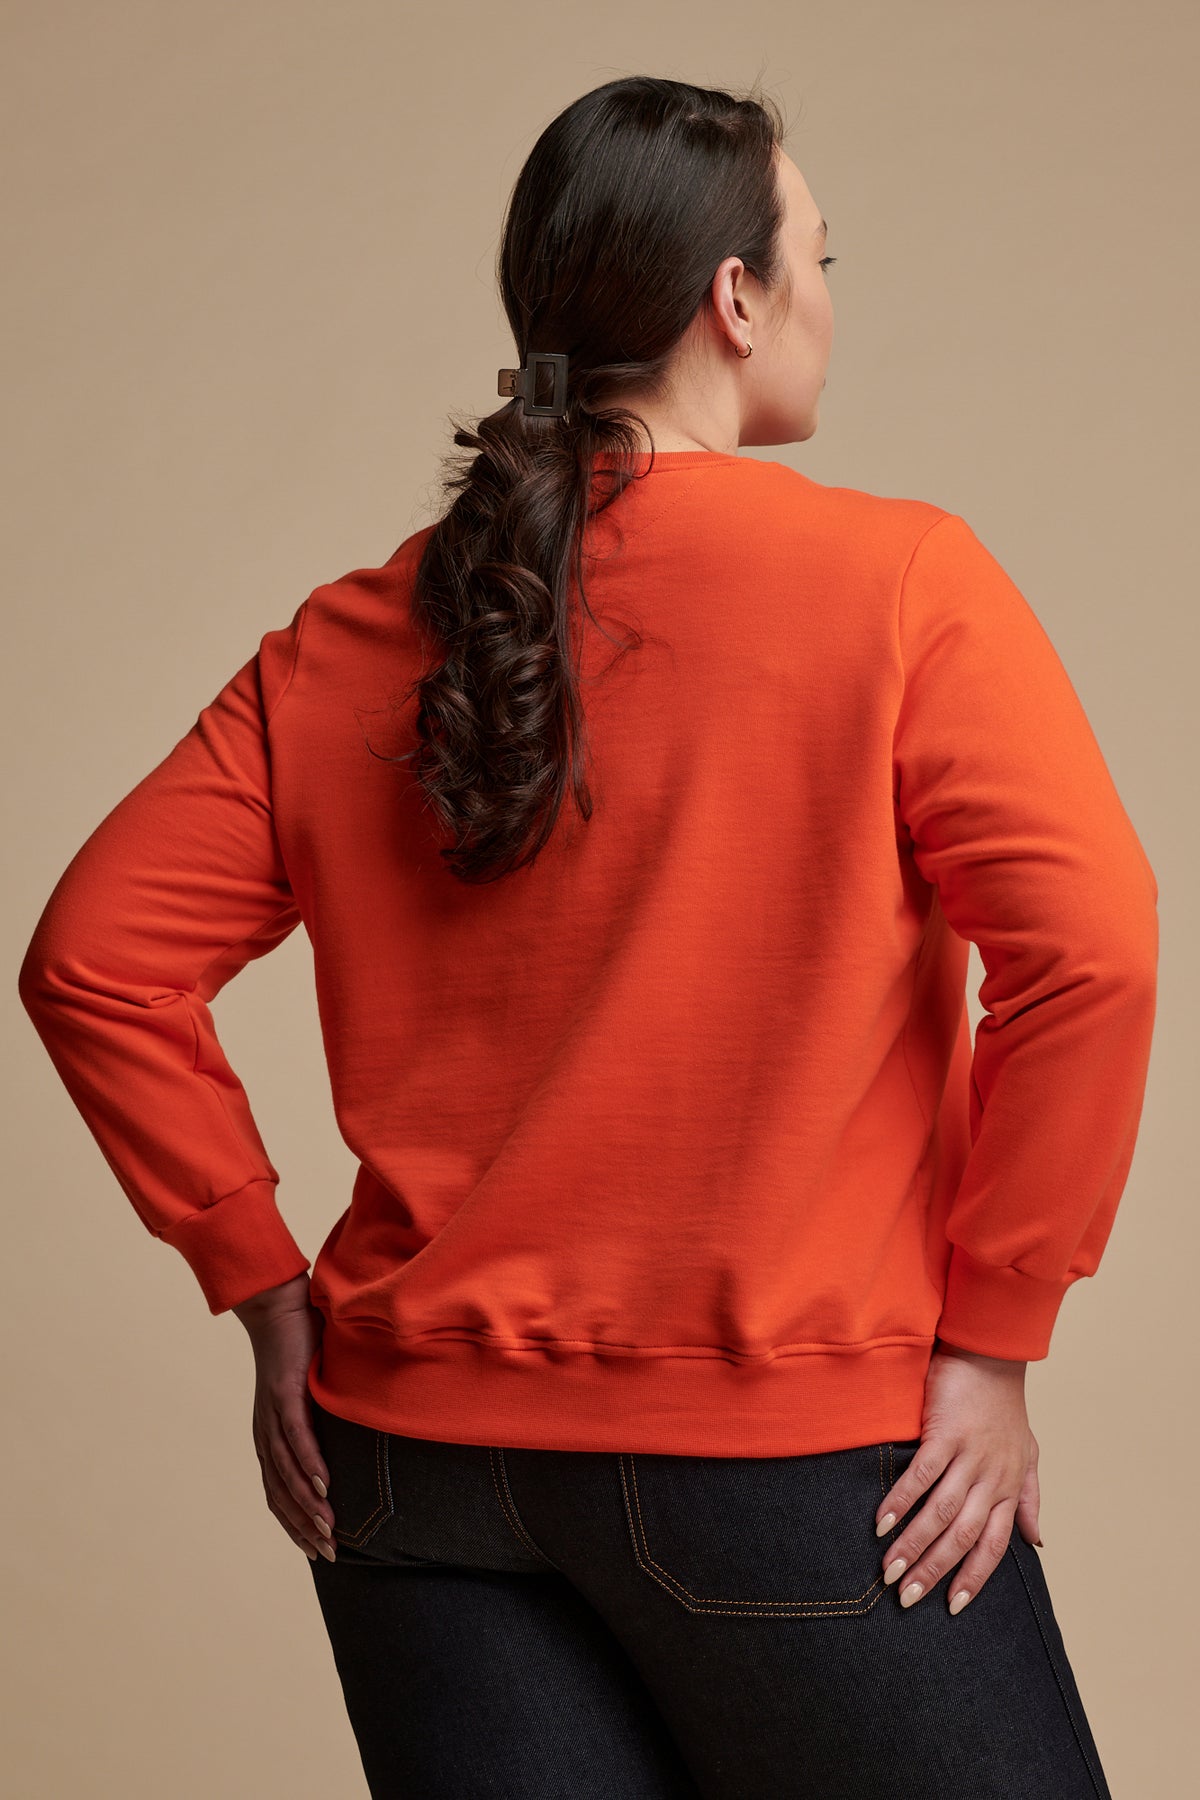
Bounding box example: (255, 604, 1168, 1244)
(18, 451, 1159, 1456)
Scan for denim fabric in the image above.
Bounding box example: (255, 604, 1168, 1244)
(306, 1393, 1111, 1799)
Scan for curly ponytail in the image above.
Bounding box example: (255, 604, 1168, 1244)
(403, 74, 789, 883)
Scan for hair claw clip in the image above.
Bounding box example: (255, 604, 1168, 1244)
(497, 350, 569, 417)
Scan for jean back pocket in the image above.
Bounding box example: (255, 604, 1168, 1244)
(309, 1396, 396, 1549)
(619, 1439, 911, 1618)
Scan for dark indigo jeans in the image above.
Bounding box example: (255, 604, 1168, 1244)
(306, 1393, 1112, 1799)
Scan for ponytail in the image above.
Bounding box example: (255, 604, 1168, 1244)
(400, 75, 787, 883)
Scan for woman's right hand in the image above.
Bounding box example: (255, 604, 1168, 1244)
(873, 1341, 1043, 1615)
(233, 1273, 338, 1564)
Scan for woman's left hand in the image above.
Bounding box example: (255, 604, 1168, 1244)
(874, 1340, 1041, 1615)
(232, 1273, 337, 1562)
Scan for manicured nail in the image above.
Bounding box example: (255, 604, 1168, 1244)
(311, 1474, 328, 1498)
(876, 1513, 896, 1537)
(949, 1589, 972, 1615)
(316, 1539, 336, 1562)
(899, 1581, 924, 1607)
(883, 1557, 907, 1585)
(1034, 1537, 1044, 1547)
(313, 1514, 333, 1538)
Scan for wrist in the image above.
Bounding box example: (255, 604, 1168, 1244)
(934, 1337, 1028, 1374)
(232, 1271, 311, 1329)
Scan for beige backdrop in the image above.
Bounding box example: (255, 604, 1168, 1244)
(5, 3, 1196, 1794)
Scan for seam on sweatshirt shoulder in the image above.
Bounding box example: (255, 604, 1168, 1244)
(893, 510, 958, 677)
(897, 510, 957, 602)
(265, 596, 310, 726)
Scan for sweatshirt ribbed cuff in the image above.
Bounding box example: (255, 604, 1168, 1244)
(934, 1245, 1074, 1362)
(159, 1179, 312, 1315)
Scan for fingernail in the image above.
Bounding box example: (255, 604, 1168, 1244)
(313, 1514, 333, 1538)
(311, 1475, 328, 1498)
(316, 1539, 336, 1562)
(883, 1557, 907, 1586)
(304, 1545, 317, 1561)
(1034, 1537, 1044, 1547)
(949, 1589, 972, 1615)
(876, 1513, 896, 1537)
(899, 1581, 924, 1607)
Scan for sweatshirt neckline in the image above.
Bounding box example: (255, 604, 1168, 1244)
(591, 448, 743, 471)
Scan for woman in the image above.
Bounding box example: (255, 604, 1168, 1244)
(19, 74, 1156, 1799)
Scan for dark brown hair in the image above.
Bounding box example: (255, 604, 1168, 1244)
(404, 75, 790, 883)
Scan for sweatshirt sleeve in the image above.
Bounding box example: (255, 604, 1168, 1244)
(17, 600, 313, 1316)
(893, 512, 1159, 1361)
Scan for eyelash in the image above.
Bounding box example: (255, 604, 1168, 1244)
(819, 255, 838, 271)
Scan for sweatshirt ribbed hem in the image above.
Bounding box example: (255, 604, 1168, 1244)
(306, 1321, 934, 1457)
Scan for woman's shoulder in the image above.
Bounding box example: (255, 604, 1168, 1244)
(733, 456, 953, 563)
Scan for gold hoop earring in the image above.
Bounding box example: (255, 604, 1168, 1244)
(736, 341, 753, 358)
